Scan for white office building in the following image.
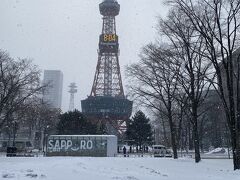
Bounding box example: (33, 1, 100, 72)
(43, 70, 63, 109)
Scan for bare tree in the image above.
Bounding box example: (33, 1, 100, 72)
(126, 44, 181, 159)
(0, 50, 43, 132)
(167, 0, 240, 170)
(6, 97, 61, 150)
(158, 8, 212, 162)
(151, 109, 171, 147)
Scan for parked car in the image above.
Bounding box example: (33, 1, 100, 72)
(0, 139, 34, 153)
(165, 149, 173, 157)
(152, 145, 172, 157)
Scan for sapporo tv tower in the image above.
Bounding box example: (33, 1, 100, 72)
(81, 0, 133, 135)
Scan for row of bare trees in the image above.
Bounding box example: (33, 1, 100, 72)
(0, 50, 60, 149)
(0, 50, 41, 130)
(127, 0, 240, 170)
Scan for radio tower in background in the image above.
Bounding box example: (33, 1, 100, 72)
(68, 83, 77, 111)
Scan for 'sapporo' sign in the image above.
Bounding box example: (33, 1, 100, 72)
(46, 135, 117, 157)
(48, 139, 93, 152)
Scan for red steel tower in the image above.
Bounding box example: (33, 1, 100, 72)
(81, 0, 132, 135)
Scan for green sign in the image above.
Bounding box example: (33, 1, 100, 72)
(47, 136, 108, 157)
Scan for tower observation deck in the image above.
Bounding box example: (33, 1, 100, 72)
(81, 0, 132, 135)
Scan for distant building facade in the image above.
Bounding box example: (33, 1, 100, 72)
(221, 48, 240, 105)
(199, 89, 228, 149)
(43, 70, 63, 109)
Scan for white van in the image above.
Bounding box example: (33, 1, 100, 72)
(152, 145, 172, 157)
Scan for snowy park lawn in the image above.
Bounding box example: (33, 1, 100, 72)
(0, 157, 239, 180)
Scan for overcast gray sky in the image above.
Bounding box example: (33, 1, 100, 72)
(0, 0, 169, 112)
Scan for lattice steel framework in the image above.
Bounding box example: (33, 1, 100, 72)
(91, 0, 124, 97)
(81, 0, 132, 136)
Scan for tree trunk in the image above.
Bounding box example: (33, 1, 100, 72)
(230, 127, 240, 170)
(234, 61, 240, 170)
(188, 122, 193, 150)
(199, 117, 204, 153)
(177, 110, 183, 149)
(193, 122, 201, 163)
(192, 107, 201, 163)
(233, 151, 240, 170)
(168, 113, 178, 159)
(162, 119, 169, 146)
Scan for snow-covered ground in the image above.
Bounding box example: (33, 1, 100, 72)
(0, 157, 239, 180)
(205, 148, 230, 155)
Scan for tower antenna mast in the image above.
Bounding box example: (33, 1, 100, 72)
(68, 83, 77, 111)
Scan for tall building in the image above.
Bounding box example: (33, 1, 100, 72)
(43, 70, 63, 109)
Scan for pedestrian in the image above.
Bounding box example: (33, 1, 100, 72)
(146, 146, 149, 153)
(123, 146, 127, 157)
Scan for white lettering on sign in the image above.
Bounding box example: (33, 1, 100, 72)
(80, 140, 86, 149)
(48, 139, 93, 152)
(71, 146, 80, 151)
(87, 140, 93, 149)
(55, 140, 60, 149)
(61, 140, 66, 149)
(48, 140, 54, 149)
(67, 140, 72, 149)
